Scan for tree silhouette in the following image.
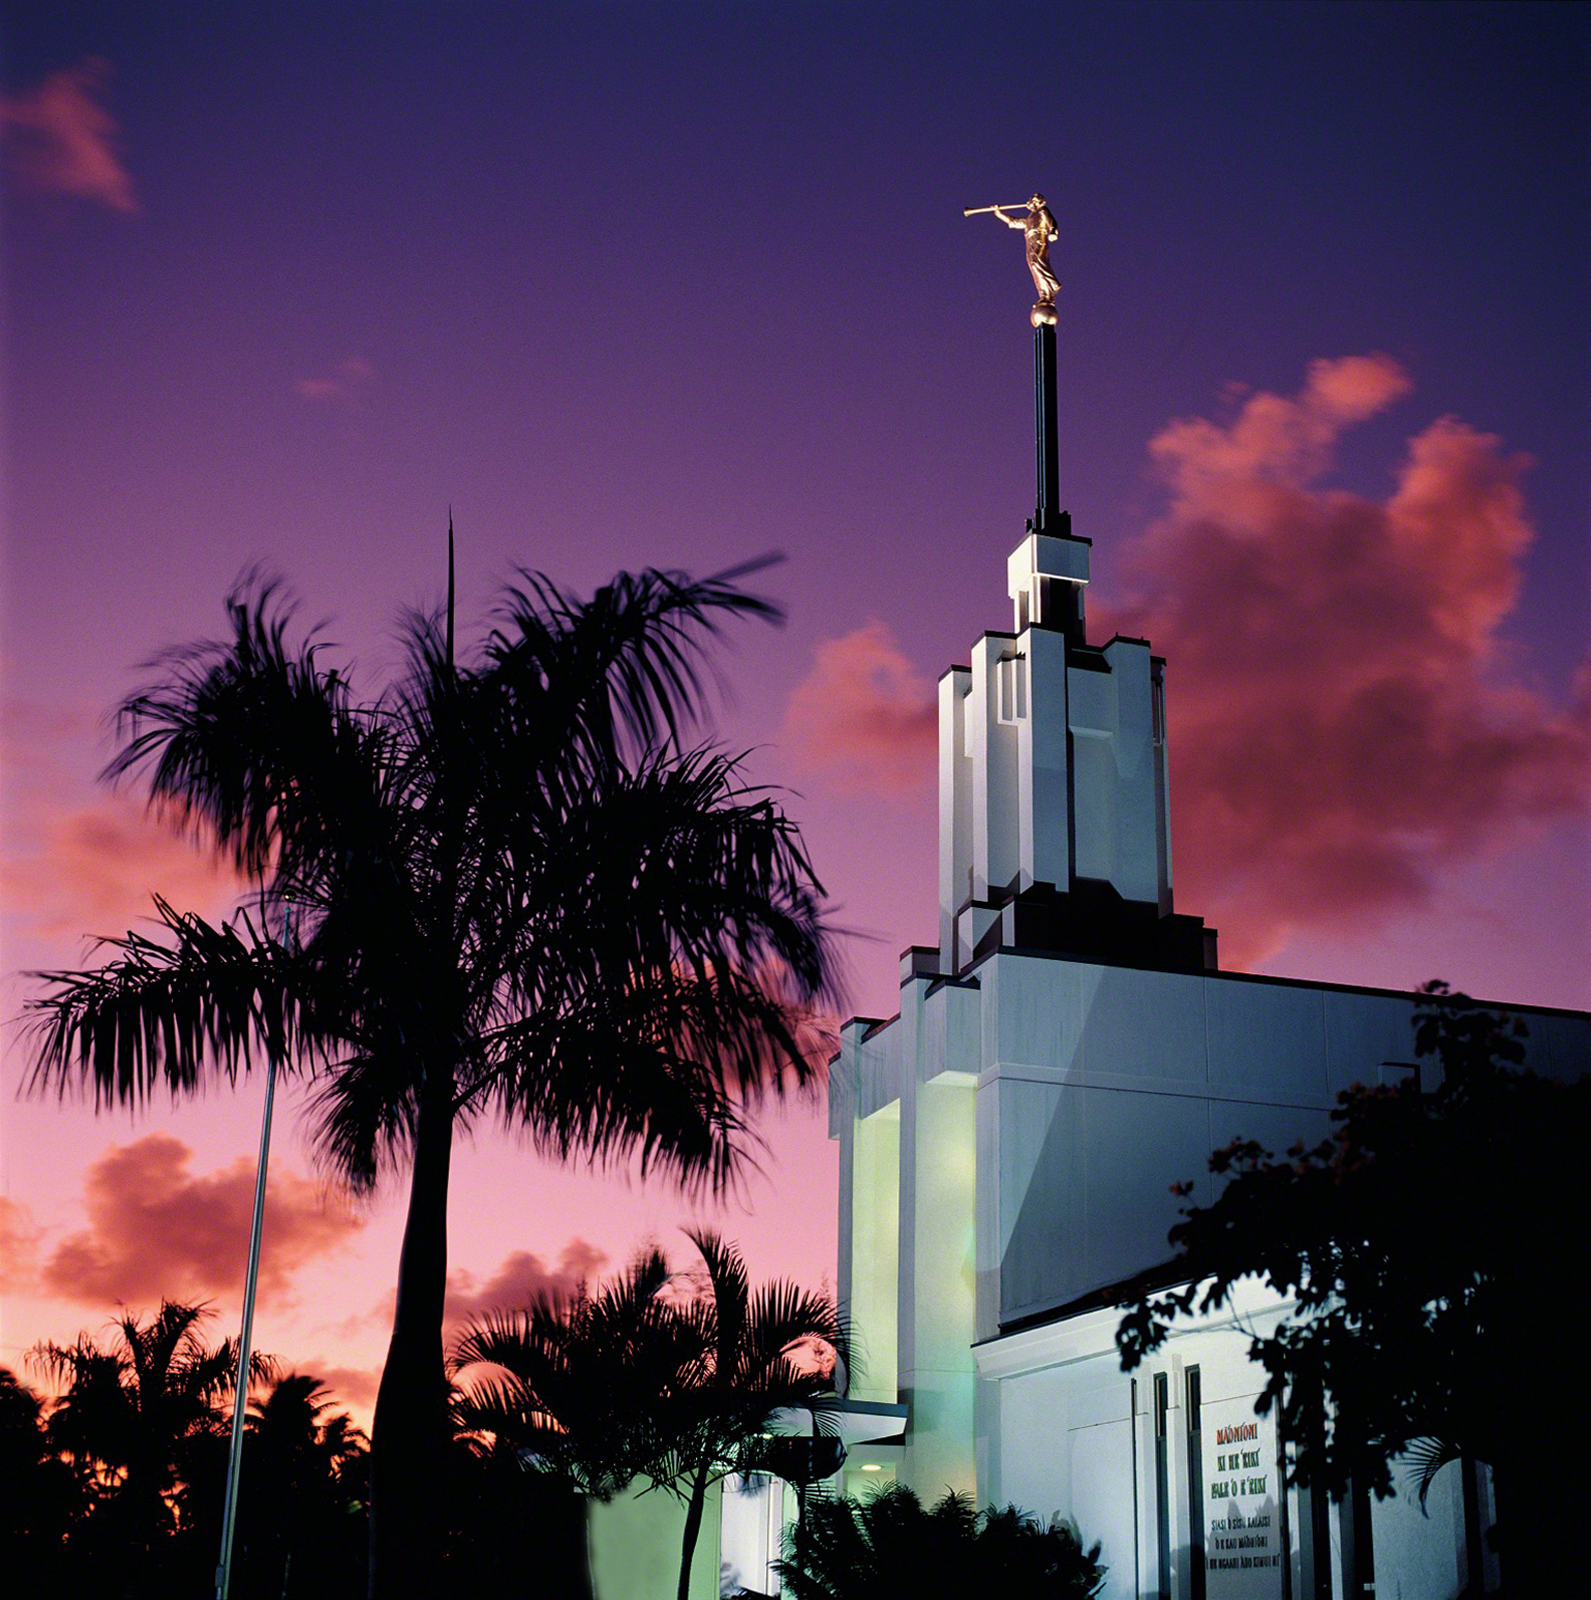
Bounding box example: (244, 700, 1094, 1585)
(0, 1367, 87, 1589)
(772, 1483, 1105, 1599)
(1115, 982, 1591, 1595)
(450, 1246, 695, 1597)
(652, 1230, 849, 1600)
(27, 558, 836, 1599)
(451, 1230, 847, 1600)
(229, 1373, 369, 1599)
(29, 1301, 271, 1596)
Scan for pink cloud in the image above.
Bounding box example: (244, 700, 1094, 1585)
(296, 355, 375, 405)
(442, 1240, 608, 1327)
(0, 58, 138, 215)
(41, 1134, 364, 1308)
(1, 696, 251, 945)
(0, 1197, 42, 1294)
(362, 1241, 609, 1341)
(780, 620, 937, 798)
(299, 1360, 381, 1413)
(1095, 355, 1591, 965)
(5, 789, 249, 940)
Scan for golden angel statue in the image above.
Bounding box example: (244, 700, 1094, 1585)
(966, 194, 1060, 324)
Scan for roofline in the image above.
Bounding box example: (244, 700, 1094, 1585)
(843, 945, 1591, 1036)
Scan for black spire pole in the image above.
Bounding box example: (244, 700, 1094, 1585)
(1033, 317, 1060, 532)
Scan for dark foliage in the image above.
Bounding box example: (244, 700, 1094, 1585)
(771, 1482, 1105, 1599)
(227, 1374, 370, 1599)
(26, 559, 838, 1599)
(0, 1367, 89, 1591)
(440, 1429, 598, 1600)
(450, 1230, 848, 1600)
(7, 1309, 377, 1600)
(33, 1302, 261, 1587)
(1115, 982, 1591, 1593)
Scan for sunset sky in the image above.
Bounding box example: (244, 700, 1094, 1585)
(3, 2, 1587, 1418)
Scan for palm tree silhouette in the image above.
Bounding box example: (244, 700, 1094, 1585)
(657, 1231, 849, 1600)
(27, 555, 837, 1599)
(451, 1246, 693, 1499)
(450, 1246, 696, 1597)
(451, 1230, 848, 1600)
(231, 1373, 368, 1598)
(30, 1301, 271, 1593)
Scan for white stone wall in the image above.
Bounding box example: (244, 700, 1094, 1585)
(938, 531, 1178, 972)
(973, 1293, 1488, 1600)
(834, 948, 1591, 1525)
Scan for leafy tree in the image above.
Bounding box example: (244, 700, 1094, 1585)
(771, 1482, 1105, 1599)
(27, 558, 836, 1600)
(29, 1301, 271, 1596)
(1115, 983, 1591, 1595)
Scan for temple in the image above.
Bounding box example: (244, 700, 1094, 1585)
(798, 252, 1591, 1600)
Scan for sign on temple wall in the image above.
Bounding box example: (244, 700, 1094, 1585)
(1201, 1398, 1284, 1599)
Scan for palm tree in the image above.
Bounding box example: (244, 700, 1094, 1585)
(450, 1246, 699, 1598)
(26, 556, 836, 1599)
(29, 1301, 272, 1593)
(655, 1231, 849, 1600)
(451, 1247, 696, 1500)
(451, 1231, 849, 1600)
(232, 1373, 369, 1598)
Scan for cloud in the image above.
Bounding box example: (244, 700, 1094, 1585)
(442, 1241, 608, 1326)
(41, 1134, 363, 1307)
(1094, 355, 1591, 965)
(780, 620, 937, 798)
(1, 697, 251, 946)
(5, 789, 249, 940)
(0, 58, 138, 214)
(0, 1198, 42, 1293)
(296, 355, 375, 405)
(298, 1361, 381, 1412)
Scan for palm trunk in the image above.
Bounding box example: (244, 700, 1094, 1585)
(676, 1466, 711, 1600)
(368, 1068, 455, 1600)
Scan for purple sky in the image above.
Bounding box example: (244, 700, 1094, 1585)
(3, 1, 1587, 1410)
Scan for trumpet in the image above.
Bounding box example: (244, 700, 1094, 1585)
(963, 204, 1029, 216)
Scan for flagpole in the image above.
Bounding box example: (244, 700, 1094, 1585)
(215, 914, 289, 1600)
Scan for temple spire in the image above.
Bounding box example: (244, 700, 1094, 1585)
(1033, 317, 1060, 533)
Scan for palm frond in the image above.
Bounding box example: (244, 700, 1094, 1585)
(1403, 1435, 1463, 1510)
(109, 576, 386, 883)
(486, 562, 782, 766)
(26, 901, 311, 1109)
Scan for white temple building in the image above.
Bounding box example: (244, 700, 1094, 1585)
(800, 311, 1591, 1599)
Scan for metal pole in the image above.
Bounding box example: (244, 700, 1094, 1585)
(1034, 318, 1059, 529)
(215, 923, 288, 1600)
